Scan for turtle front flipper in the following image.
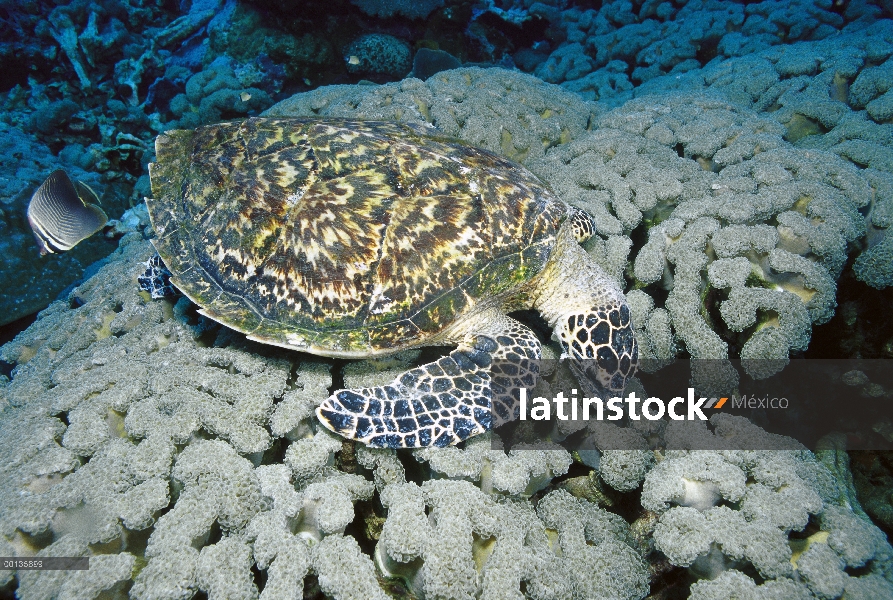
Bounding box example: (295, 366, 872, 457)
(316, 316, 542, 448)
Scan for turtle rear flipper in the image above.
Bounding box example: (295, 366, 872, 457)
(316, 317, 542, 448)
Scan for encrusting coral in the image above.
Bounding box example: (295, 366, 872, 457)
(631, 18, 893, 291)
(0, 234, 651, 599)
(549, 93, 865, 387)
(343, 34, 412, 79)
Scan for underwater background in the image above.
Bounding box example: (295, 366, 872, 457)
(2, 0, 893, 598)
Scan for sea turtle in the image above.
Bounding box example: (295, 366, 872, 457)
(146, 117, 637, 448)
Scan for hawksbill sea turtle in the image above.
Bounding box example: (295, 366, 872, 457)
(145, 117, 637, 448)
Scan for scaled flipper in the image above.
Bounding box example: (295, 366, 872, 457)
(317, 316, 542, 448)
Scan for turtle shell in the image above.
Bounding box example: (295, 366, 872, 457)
(147, 118, 566, 356)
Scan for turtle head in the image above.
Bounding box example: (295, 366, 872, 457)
(561, 302, 638, 401)
(569, 208, 596, 244)
(534, 223, 638, 400)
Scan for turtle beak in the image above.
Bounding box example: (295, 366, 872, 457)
(570, 329, 638, 400)
(569, 361, 614, 401)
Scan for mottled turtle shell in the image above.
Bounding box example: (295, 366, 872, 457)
(147, 118, 567, 356)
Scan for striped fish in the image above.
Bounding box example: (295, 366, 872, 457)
(27, 170, 108, 255)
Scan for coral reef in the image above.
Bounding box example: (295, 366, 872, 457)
(265, 68, 601, 165)
(411, 48, 462, 80)
(5, 0, 887, 329)
(344, 34, 412, 80)
(0, 123, 128, 326)
(0, 233, 651, 599)
(595, 94, 861, 385)
(1, 232, 886, 598)
(499, 0, 886, 98)
(2, 0, 893, 598)
(351, 0, 444, 20)
(630, 19, 893, 290)
(2, 65, 892, 599)
(207, 2, 334, 86)
(167, 56, 276, 129)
